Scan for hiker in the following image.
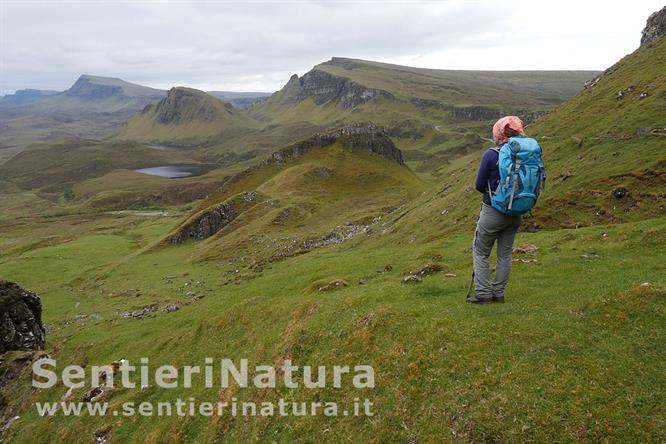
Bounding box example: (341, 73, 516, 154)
(467, 116, 545, 304)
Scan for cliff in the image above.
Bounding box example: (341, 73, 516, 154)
(277, 69, 393, 109)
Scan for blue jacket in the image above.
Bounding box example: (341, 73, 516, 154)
(475, 148, 500, 204)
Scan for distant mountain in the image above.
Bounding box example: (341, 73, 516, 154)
(251, 57, 600, 126)
(207, 91, 272, 108)
(0, 89, 59, 107)
(117, 87, 257, 144)
(35, 74, 166, 113)
(0, 75, 167, 151)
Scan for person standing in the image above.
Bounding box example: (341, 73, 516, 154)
(467, 116, 540, 304)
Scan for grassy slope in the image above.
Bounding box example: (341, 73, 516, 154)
(394, 36, 666, 235)
(0, 42, 665, 444)
(178, 143, 427, 262)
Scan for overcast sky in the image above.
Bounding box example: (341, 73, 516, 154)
(0, 0, 663, 95)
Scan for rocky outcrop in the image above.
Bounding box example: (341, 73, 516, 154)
(451, 106, 504, 121)
(270, 123, 404, 166)
(0, 281, 45, 354)
(517, 110, 548, 124)
(641, 6, 666, 46)
(279, 69, 393, 109)
(145, 87, 233, 124)
(171, 202, 236, 243)
(410, 97, 449, 110)
(170, 191, 258, 243)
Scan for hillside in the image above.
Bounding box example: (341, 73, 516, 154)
(251, 57, 598, 125)
(0, 89, 59, 107)
(117, 87, 258, 144)
(164, 124, 424, 263)
(390, 33, 666, 240)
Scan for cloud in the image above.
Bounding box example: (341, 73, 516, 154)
(0, 0, 663, 94)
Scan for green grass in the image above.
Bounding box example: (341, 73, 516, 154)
(0, 210, 663, 442)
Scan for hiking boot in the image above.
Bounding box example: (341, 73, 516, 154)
(492, 295, 505, 303)
(466, 295, 492, 304)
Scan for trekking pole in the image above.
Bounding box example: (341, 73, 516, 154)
(466, 271, 475, 298)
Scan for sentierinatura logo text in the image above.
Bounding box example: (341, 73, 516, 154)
(32, 358, 375, 390)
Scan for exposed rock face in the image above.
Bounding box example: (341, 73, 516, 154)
(170, 191, 258, 243)
(280, 69, 393, 109)
(146, 87, 232, 124)
(518, 110, 548, 125)
(270, 123, 404, 166)
(171, 202, 236, 243)
(0, 281, 45, 354)
(641, 6, 666, 46)
(451, 106, 504, 121)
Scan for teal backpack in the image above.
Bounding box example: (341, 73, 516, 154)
(490, 136, 545, 215)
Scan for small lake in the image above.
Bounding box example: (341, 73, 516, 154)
(134, 164, 210, 179)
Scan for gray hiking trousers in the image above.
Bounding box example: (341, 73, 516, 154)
(472, 203, 522, 299)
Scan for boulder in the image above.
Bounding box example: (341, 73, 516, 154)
(611, 186, 629, 199)
(412, 264, 443, 277)
(317, 279, 349, 292)
(0, 281, 45, 354)
(512, 244, 539, 255)
(401, 275, 422, 284)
